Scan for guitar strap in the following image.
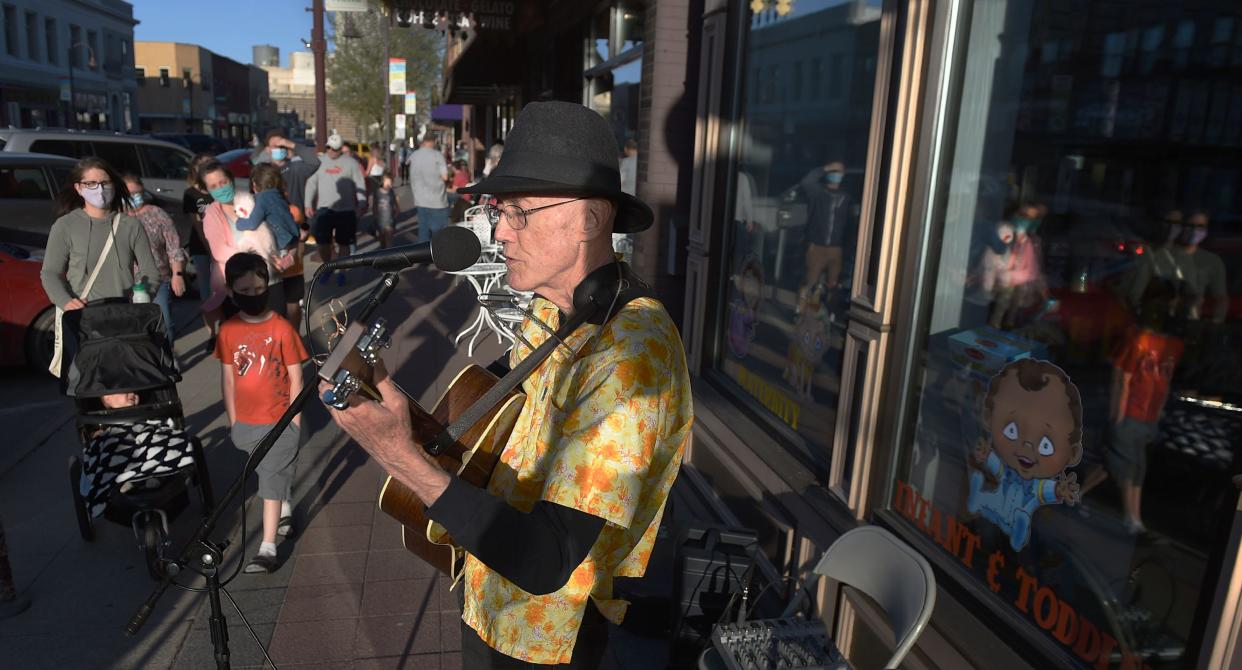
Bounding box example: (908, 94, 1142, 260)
(426, 260, 651, 456)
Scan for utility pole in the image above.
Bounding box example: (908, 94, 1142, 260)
(382, 8, 392, 173)
(311, 0, 328, 152)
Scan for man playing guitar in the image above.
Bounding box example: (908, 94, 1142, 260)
(323, 101, 693, 668)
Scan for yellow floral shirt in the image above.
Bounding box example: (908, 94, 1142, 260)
(461, 295, 693, 664)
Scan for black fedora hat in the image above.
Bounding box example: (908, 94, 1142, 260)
(458, 101, 653, 234)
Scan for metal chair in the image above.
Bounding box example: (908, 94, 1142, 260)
(812, 526, 936, 669)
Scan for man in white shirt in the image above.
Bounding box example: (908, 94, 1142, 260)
(407, 137, 451, 243)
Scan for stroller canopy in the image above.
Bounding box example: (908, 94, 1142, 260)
(62, 302, 181, 398)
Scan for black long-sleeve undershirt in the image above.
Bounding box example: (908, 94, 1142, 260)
(426, 476, 606, 595)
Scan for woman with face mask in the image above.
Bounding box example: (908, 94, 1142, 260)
(1172, 211, 1228, 325)
(40, 158, 160, 312)
(123, 172, 187, 348)
(198, 162, 283, 349)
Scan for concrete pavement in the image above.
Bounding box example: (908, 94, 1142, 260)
(1, 190, 681, 669)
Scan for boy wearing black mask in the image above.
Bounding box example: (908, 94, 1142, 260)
(215, 253, 310, 573)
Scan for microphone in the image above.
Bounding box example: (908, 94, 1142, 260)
(321, 225, 481, 272)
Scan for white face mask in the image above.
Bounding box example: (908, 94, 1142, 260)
(79, 183, 114, 209)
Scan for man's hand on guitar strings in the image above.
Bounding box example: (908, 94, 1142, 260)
(319, 361, 451, 506)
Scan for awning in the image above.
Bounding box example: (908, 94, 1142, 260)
(443, 29, 524, 105)
(431, 104, 464, 121)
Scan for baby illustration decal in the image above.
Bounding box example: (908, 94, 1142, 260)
(967, 358, 1083, 551)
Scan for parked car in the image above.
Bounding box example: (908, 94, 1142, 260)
(0, 128, 196, 243)
(0, 242, 54, 369)
(0, 152, 78, 247)
(216, 148, 253, 179)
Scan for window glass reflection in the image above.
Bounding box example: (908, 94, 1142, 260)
(893, 2, 1242, 667)
(716, 0, 884, 470)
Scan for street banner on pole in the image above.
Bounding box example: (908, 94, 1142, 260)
(388, 59, 406, 96)
(325, 0, 369, 11)
(404, 92, 417, 115)
(59, 78, 71, 102)
(394, 113, 407, 139)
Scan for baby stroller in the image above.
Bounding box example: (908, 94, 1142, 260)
(60, 301, 215, 579)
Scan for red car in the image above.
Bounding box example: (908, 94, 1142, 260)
(216, 148, 253, 179)
(0, 243, 55, 368)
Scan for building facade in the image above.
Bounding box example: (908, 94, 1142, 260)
(443, 0, 1242, 668)
(262, 49, 369, 143)
(135, 42, 276, 147)
(133, 41, 214, 135)
(0, 0, 138, 130)
(442, 0, 699, 312)
(678, 0, 1242, 668)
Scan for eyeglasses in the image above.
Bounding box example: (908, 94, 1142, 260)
(483, 197, 586, 230)
(78, 180, 113, 189)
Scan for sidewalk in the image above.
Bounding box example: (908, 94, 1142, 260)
(1, 192, 683, 669)
(171, 242, 501, 669)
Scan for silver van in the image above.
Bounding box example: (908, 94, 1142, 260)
(0, 129, 196, 241)
(0, 152, 78, 247)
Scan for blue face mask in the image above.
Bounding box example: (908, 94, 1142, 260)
(128, 193, 144, 208)
(271, 148, 288, 162)
(824, 171, 844, 185)
(1012, 217, 1040, 234)
(210, 184, 235, 204)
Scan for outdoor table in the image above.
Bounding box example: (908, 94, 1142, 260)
(446, 262, 509, 357)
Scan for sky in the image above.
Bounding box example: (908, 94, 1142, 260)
(129, 0, 317, 67)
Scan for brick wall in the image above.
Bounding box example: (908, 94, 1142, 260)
(634, 0, 702, 325)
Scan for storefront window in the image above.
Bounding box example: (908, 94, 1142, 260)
(714, 0, 884, 472)
(586, 2, 643, 153)
(890, 2, 1242, 667)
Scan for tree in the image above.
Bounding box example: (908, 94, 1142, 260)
(328, 8, 443, 147)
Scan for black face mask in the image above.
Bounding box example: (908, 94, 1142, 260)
(232, 290, 269, 316)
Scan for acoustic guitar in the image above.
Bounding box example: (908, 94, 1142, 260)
(317, 319, 525, 576)
(316, 261, 643, 575)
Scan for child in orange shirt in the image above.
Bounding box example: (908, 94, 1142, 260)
(215, 252, 310, 572)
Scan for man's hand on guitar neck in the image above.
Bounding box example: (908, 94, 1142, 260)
(320, 361, 451, 506)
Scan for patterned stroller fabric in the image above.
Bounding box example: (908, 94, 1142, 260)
(81, 418, 195, 518)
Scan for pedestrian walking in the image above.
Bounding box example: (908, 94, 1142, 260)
(305, 133, 367, 283)
(370, 170, 400, 249)
(399, 144, 411, 183)
(407, 136, 451, 243)
(215, 252, 309, 573)
(40, 157, 160, 378)
(184, 155, 219, 338)
(200, 163, 282, 349)
(251, 130, 318, 319)
(123, 172, 187, 347)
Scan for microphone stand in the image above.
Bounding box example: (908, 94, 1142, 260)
(125, 273, 401, 669)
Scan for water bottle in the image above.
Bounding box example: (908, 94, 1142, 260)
(132, 280, 151, 304)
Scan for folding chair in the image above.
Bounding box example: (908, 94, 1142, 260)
(811, 526, 936, 669)
(703, 526, 936, 670)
